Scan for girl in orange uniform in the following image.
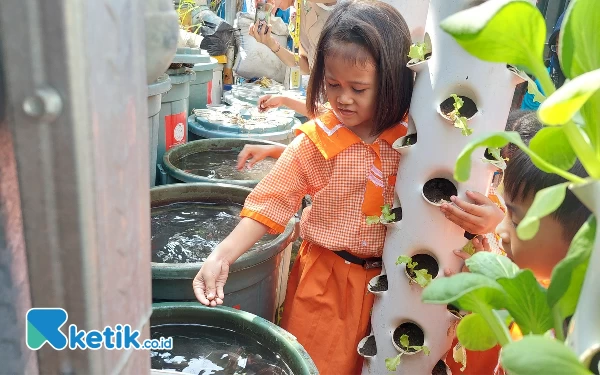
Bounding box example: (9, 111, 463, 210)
(193, 1, 414, 373)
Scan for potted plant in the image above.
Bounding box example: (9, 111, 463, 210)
(439, 94, 477, 136)
(396, 255, 437, 288)
(366, 204, 402, 225)
(385, 323, 431, 371)
(361, 0, 522, 373)
(422, 0, 600, 373)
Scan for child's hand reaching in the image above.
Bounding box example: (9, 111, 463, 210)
(193, 252, 231, 307)
(444, 236, 492, 276)
(440, 191, 504, 235)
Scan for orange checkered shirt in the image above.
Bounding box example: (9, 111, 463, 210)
(241, 111, 407, 257)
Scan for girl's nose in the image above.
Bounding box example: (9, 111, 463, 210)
(337, 94, 353, 105)
(496, 215, 511, 245)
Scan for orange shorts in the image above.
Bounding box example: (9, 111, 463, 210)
(280, 241, 380, 375)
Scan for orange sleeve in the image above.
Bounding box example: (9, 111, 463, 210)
(241, 134, 311, 234)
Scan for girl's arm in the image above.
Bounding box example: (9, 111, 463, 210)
(280, 96, 309, 117)
(193, 218, 269, 306)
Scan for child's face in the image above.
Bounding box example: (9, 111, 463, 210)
(497, 192, 570, 280)
(324, 47, 377, 139)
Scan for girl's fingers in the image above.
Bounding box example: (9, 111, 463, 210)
(450, 195, 485, 216)
(441, 205, 478, 233)
(466, 190, 493, 205)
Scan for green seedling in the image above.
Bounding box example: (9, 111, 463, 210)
(385, 334, 431, 371)
(396, 256, 433, 288)
(407, 42, 432, 63)
(366, 204, 396, 225)
(448, 94, 473, 136)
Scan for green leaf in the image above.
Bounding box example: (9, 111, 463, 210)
(440, 0, 547, 76)
(396, 255, 412, 266)
(408, 43, 426, 60)
(526, 76, 546, 104)
(497, 270, 553, 334)
(465, 251, 519, 280)
(381, 204, 392, 217)
(366, 216, 380, 225)
(454, 116, 473, 136)
(517, 183, 570, 240)
(538, 69, 600, 125)
(385, 354, 402, 372)
(559, 0, 600, 79)
(500, 336, 593, 375)
(529, 127, 577, 171)
(399, 334, 410, 349)
(451, 94, 464, 112)
(457, 313, 499, 351)
(454, 132, 522, 182)
(413, 269, 433, 288)
(422, 273, 507, 313)
(422, 346, 430, 355)
(483, 147, 507, 170)
(510, 67, 547, 103)
(548, 216, 595, 319)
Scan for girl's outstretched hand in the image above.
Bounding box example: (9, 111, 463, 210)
(236, 144, 285, 170)
(440, 190, 504, 235)
(193, 252, 231, 306)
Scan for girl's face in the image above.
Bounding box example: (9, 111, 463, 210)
(324, 47, 378, 141)
(496, 192, 570, 281)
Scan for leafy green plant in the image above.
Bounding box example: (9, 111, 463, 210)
(445, 0, 599, 241)
(366, 204, 396, 225)
(396, 255, 433, 287)
(423, 229, 595, 375)
(385, 334, 431, 371)
(408, 42, 432, 63)
(447, 94, 473, 136)
(483, 147, 507, 170)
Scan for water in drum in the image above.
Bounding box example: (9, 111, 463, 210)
(151, 202, 278, 263)
(150, 324, 293, 375)
(173, 149, 277, 181)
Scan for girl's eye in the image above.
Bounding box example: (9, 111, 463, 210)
(353, 88, 366, 93)
(327, 82, 339, 88)
(511, 221, 519, 228)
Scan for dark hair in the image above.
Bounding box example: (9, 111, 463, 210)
(306, 0, 413, 136)
(503, 111, 590, 240)
(502, 110, 542, 159)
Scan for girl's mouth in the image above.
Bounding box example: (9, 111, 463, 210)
(337, 108, 355, 117)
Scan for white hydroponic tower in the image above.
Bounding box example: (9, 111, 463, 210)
(359, 0, 524, 373)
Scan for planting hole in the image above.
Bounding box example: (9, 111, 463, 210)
(464, 231, 475, 240)
(394, 133, 417, 149)
(406, 253, 439, 281)
(393, 322, 424, 353)
(368, 274, 388, 293)
(423, 178, 457, 206)
(440, 95, 478, 119)
(391, 206, 402, 222)
(358, 335, 377, 357)
(432, 359, 449, 375)
(589, 349, 600, 375)
(447, 304, 462, 319)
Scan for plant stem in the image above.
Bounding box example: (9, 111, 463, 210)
(552, 306, 566, 341)
(479, 308, 512, 347)
(533, 64, 556, 98)
(522, 147, 587, 184)
(563, 121, 600, 179)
